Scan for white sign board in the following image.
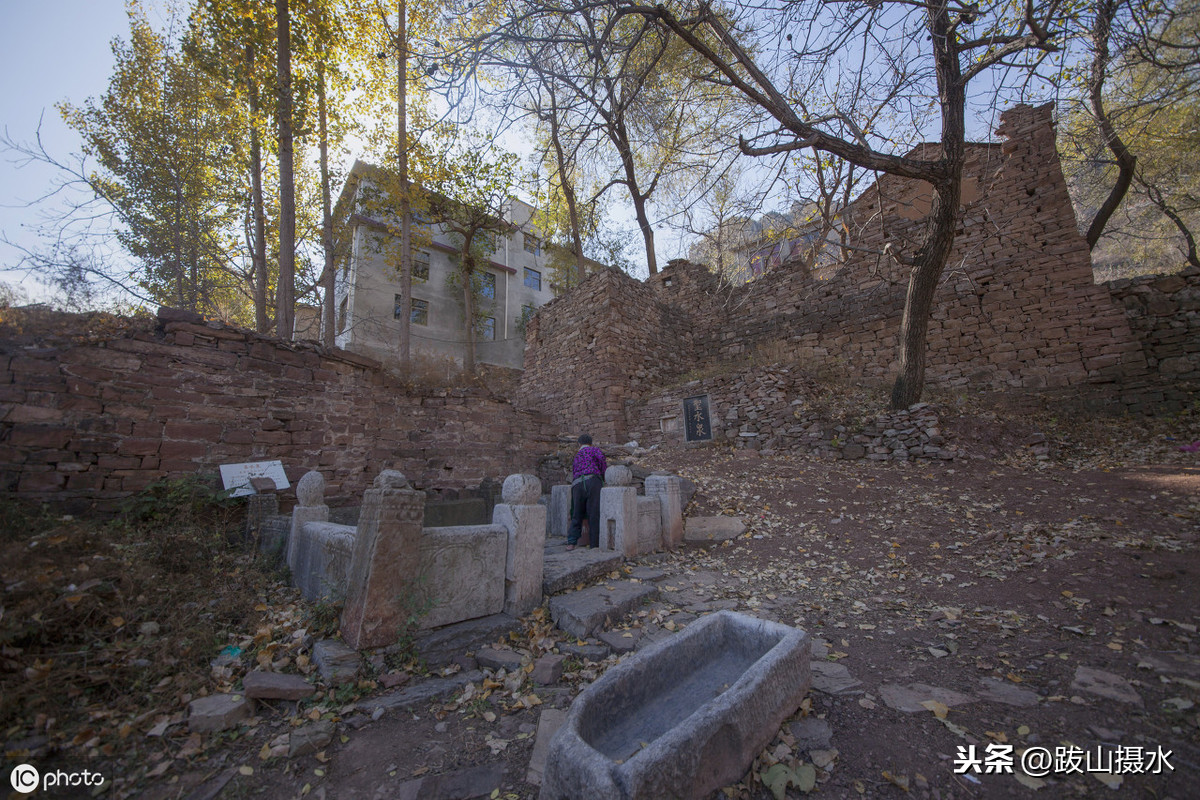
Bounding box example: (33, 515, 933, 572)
(219, 460, 290, 498)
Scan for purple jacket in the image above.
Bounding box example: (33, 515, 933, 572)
(571, 446, 607, 480)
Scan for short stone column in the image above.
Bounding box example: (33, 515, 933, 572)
(245, 477, 280, 550)
(340, 470, 425, 650)
(287, 471, 329, 577)
(549, 484, 571, 540)
(493, 474, 547, 617)
(645, 474, 684, 551)
(599, 465, 638, 558)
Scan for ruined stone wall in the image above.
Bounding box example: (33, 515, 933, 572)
(1105, 267, 1200, 409)
(520, 104, 1180, 442)
(0, 309, 556, 511)
(651, 104, 1144, 392)
(518, 268, 694, 442)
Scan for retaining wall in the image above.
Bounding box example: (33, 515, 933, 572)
(0, 308, 556, 511)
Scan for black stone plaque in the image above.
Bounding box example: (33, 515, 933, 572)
(683, 394, 713, 442)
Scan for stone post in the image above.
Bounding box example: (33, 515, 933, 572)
(287, 471, 329, 577)
(599, 465, 638, 558)
(340, 470, 425, 650)
(644, 473, 684, 551)
(549, 484, 571, 540)
(493, 474, 547, 617)
(245, 477, 279, 549)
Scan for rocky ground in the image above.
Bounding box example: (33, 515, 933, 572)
(4, 409, 1199, 800)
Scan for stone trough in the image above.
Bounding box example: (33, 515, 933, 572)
(539, 610, 811, 800)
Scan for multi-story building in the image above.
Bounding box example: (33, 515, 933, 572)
(332, 160, 591, 370)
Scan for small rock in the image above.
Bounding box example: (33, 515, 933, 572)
(243, 671, 315, 701)
(139, 621, 161, 637)
(558, 641, 610, 662)
(188, 694, 250, 733)
(1072, 667, 1142, 706)
(313, 639, 360, 685)
(596, 629, 639, 655)
(288, 719, 334, 758)
(788, 718, 833, 751)
(379, 671, 410, 690)
(531, 654, 566, 685)
(476, 647, 525, 672)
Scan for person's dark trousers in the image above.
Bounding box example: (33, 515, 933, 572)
(568, 475, 602, 547)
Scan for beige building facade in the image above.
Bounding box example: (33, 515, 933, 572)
(333, 161, 569, 370)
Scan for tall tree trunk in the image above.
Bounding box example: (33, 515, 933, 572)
(275, 0, 295, 340)
(397, 0, 412, 368)
(248, 43, 269, 334)
(889, 1, 966, 410)
(547, 88, 586, 283)
(614, 115, 657, 274)
(318, 62, 336, 348)
(1085, 0, 1137, 250)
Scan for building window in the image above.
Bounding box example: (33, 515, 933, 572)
(524, 234, 539, 254)
(480, 271, 496, 300)
(480, 317, 496, 341)
(398, 295, 429, 325)
(524, 267, 542, 291)
(413, 250, 430, 282)
(338, 297, 348, 334)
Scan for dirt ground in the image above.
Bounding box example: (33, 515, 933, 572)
(7, 413, 1199, 800)
(154, 431, 1198, 800)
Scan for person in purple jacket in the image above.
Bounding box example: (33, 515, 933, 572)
(566, 434, 606, 550)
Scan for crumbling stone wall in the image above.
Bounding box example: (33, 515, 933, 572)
(521, 104, 1188, 441)
(0, 309, 556, 511)
(519, 268, 695, 443)
(1105, 267, 1200, 409)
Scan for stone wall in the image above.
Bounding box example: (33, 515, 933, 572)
(0, 309, 556, 511)
(520, 104, 1190, 441)
(1105, 267, 1200, 409)
(519, 268, 695, 443)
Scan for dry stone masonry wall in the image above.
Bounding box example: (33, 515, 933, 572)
(0, 308, 556, 510)
(520, 104, 1195, 444)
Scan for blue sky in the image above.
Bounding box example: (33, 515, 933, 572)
(0, 2, 161, 298)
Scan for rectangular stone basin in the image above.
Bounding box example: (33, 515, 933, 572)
(539, 610, 811, 800)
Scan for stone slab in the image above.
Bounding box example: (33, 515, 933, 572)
(558, 641, 611, 661)
(417, 524, 508, 629)
(313, 639, 360, 685)
(413, 613, 521, 667)
(188, 693, 250, 733)
(396, 764, 504, 800)
(242, 671, 315, 701)
(294, 521, 356, 601)
(644, 475, 683, 550)
(1072, 666, 1142, 706)
(527, 708, 568, 786)
(288, 719, 334, 757)
(532, 654, 567, 685)
(359, 670, 485, 714)
(809, 661, 863, 695)
(787, 718, 833, 752)
(977, 677, 1040, 707)
(539, 611, 811, 800)
(598, 485, 637, 556)
(879, 683, 976, 713)
(476, 647, 525, 672)
(494, 502, 546, 617)
(684, 516, 746, 543)
(549, 485, 570, 539)
(543, 549, 624, 595)
(636, 496, 662, 555)
(596, 629, 640, 654)
(549, 581, 660, 640)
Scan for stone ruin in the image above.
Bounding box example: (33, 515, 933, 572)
(284, 469, 545, 649)
(547, 466, 684, 557)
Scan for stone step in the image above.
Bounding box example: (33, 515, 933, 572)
(549, 580, 660, 640)
(543, 547, 625, 595)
